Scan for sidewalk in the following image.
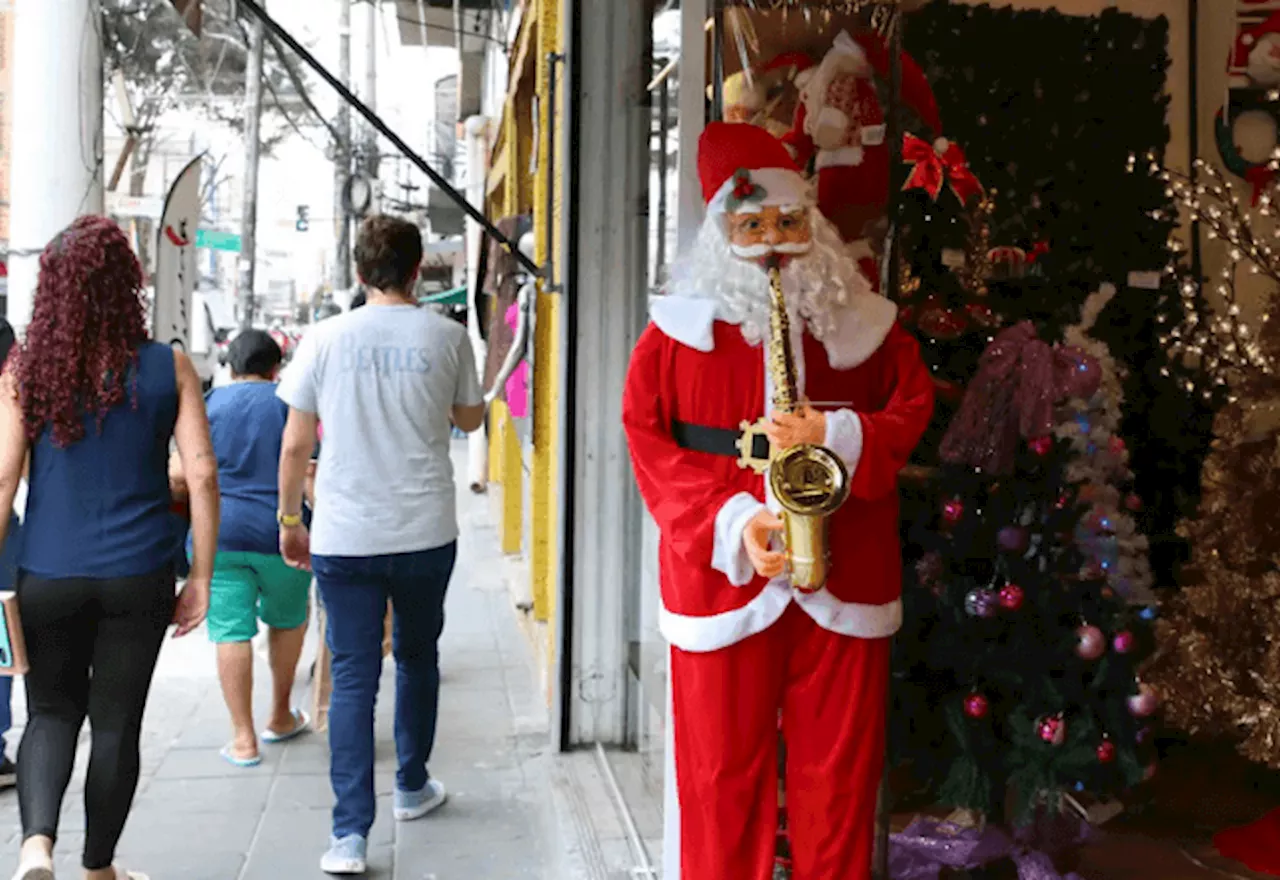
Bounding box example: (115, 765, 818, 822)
(0, 446, 559, 879)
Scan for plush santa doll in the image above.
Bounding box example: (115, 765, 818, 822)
(1233, 11, 1280, 88)
(623, 122, 934, 880)
(783, 29, 942, 244)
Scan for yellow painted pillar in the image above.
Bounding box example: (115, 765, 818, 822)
(530, 0, 562, 627)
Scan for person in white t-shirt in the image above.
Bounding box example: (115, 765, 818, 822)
(275, 215, 484, 876)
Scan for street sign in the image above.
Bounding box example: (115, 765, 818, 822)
(106, 193, 165, 219)
(195, 230, 242, 253)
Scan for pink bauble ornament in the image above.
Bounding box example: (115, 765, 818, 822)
(963, 693, 990, 719)
(942, 498, 965, 526)
(1143, 761, 1158, 782)
(998, 583, 1025, 611)
(1076, 625, 1106, 660)
(1036, 714, 1067, 746)
(1112, 630, 1135, 654)
(1125, 493, 1143, 512)
(1109, 436, 1126, 456)
(1097, 740, 1117, 764)
(1029, 436, 1053, 456)
(1128, 683, 1160, 718)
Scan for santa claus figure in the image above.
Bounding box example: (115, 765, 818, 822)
(623, 122, 934, 879)
(783, 29, 942, 244)
(1233, 11, 1280, 88)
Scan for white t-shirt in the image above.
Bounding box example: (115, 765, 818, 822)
(277, 305, 483, 557)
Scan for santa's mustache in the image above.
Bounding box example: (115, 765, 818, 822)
(729, 241, 814, 260)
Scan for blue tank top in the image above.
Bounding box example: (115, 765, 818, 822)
(21, 342, 179, 579)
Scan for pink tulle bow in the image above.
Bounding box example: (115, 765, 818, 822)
(940, 321, 1101, 476)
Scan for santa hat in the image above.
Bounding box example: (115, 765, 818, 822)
(1233, 11, 1280, 68)
(698, 122, 812, 214)
(796, 29, 943, 135)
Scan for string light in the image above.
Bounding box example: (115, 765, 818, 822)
(1128, 152, 1278, 392)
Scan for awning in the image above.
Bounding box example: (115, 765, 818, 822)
(419, 287, 467, 306)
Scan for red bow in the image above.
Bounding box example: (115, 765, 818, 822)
(1246, 165, 1276, 207)
(902, 134, 984, 204)
(1027, 240, 1051, 263)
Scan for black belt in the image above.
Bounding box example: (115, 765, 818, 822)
(672, 420, 770, 461)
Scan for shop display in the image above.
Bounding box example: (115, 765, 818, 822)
(623, 120, 933, 879)
(780, 28, 941, 241)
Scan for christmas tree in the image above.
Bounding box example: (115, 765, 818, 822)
(891, 317, 1159, 820)
(1146, 368, 1280, 768)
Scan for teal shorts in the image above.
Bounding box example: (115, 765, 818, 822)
(207, 551, 312, 643)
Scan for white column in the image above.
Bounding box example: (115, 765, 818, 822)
(8, 0, 104, 332)
(464, 115, 490, 492)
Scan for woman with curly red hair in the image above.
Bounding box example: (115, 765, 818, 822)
(0, 215, 220, 880)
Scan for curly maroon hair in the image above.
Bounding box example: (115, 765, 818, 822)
(17, 216, 149, 448)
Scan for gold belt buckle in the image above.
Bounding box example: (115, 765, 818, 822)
(735, 418, 771, 475)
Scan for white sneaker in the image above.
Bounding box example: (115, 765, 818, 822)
(393, 778, 448, 821)
(12, 864, 54, 880)
(320, 834, 367, 875)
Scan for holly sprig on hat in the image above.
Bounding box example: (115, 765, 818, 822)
(725, 169, 767, 212)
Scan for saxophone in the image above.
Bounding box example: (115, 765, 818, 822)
(762, 263, 851, 592)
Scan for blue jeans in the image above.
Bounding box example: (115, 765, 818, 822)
(313, 543, 456, 839)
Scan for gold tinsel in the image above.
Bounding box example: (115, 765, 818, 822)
(1147, 343, 1280, 766)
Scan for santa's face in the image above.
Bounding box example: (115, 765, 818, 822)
(1249, 33, 1280, 86)
(724, 205, 813, 264)
(724, 104, 756, 124)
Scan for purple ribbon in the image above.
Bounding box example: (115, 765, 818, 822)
(889, 814, 1094, 880)
(939, 321, 1101, 476)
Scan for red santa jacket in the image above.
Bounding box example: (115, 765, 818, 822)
(622, 291, 933, 653)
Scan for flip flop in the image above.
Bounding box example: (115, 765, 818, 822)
(261, 709, 310, 744)
(219, 744, 263, 768)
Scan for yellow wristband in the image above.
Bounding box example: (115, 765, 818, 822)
(277, 511, 303, 528)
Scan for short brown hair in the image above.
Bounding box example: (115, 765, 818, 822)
(354, 215, 423, 292)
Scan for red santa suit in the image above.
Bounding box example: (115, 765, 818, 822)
(623, 123, 934, 880)
(783, 30, 942, 242)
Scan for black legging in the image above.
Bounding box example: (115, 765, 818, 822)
(16, 566, 175, 870)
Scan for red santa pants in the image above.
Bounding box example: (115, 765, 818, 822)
(670, 602, 890, 880)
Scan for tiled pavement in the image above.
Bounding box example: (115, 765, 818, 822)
(0, 458, 558, 879)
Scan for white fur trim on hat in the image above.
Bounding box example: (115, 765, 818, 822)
(707, 167, 814, 215)
(829, 30, 870, 74)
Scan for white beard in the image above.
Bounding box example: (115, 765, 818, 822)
(665, 208, 873, 346)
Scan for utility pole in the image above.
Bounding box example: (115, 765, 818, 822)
(239, 8, 266, 330)
(364, 0, 379, 182)
(333, 0, 353, 293)
(8, 0, 104, 332)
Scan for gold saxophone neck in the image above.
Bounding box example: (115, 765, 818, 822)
(766, 259, 798, 414)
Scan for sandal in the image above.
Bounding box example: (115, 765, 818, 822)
(261, 709, 310, 744)
(219, 744, 263, 768)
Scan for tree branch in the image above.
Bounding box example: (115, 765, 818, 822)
(264, 29, 343, 152)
